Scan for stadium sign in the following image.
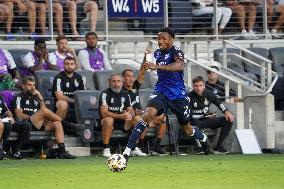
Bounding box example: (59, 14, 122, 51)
(108, 0, 164, 17)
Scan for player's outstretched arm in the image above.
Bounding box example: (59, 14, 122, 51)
(148, 58, 184, 72)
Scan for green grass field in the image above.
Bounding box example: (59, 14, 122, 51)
(0, 154, 284, 189)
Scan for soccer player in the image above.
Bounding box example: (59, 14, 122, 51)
(52, 56, 85, 135)
(189, 76, 234, 154)
(13, 76, 76, 159)
(122, 27, 210, 161)
(122, 67, 167, 155)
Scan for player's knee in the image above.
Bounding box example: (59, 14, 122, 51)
(56, 100, 68, 111)
(101, 117, 114, 127)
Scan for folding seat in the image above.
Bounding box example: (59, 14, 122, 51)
(9, 49, 30, 70)
(269, 47, 284, 78)
(34, 70, 60, 111)
(75, 70, 96, 90)
(93, 70, 114, 90)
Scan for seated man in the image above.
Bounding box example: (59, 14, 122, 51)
(205, 66, 236, 102)
(12, 76, 75, 159)
(52, 56, 85, 135)
(22, 38, 57, 76)
(0, 94, 32, 160)
(99, 74, 142, 158)
(188, 76, 234, 154)
(78, 32, 112, 72)
(122, 67, 167, 155)
(24, 0, 47, 36)
(49, 35, 80, 71)
(267, 0, 284, 38)
(0, 48, 21, 90)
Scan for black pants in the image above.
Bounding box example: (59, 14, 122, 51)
(192, 117, 233, 149)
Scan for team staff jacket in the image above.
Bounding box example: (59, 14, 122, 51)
(52, 71, 85, 99)
(188, 89, 228, 120)
(122, 80, 142, 110)
(99, 88, 131, 116)
(12, 92, 40, 117)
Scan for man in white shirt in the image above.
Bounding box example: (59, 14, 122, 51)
(49, 35, 80, 71)
(78, 32, 112, 72)
(21, 38, 57, 76)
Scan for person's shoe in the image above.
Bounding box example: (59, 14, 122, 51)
(123, 153, 129, 163)
(247, 30, 259, 40)
(102, 148, 112, 158)
(6, 32, 16, 40)
(195, 147, 205, 155)
(152, 146, 167, 156)
(0, 149, 9, 160)
(13, 151, 24, 160)
(130, 147, 147, 156)
(266, 29, 272, 39)
(58, 151, 76, 159)
(271, 29, 282, 39)
(213, 147, 230, 154)
(200, 133, 210, 155)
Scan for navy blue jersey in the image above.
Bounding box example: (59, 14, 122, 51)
(153, 45, 186, 100)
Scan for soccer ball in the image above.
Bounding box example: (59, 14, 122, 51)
(107, 154, 127, 172)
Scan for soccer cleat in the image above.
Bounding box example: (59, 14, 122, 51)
(102, 148, 112, 158)
(130, 147, 147, 156)
(13, 152, 24, 160)
(213, 147, 230, 155)
(195, 147, 205, 155)
(58, 151, 76, 159)
(123, 154, 129, 163)
(0, 149, 9, 160)
(200, 133, 210, 155)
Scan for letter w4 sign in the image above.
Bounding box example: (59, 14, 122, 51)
(108, 0, 164, 17)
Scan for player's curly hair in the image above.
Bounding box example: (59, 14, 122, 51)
(159, 27, 175, 38)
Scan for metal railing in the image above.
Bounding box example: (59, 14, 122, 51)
(0, 0, 283, 40)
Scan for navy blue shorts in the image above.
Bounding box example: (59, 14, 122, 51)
(147, 92, 191, 125)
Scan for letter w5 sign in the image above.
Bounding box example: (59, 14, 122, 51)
(108, 0, 163, 17)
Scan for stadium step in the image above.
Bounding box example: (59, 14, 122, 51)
(65, 147, 91, 157)
(275, 111, 284, 121)
(274, 121, 284, 149)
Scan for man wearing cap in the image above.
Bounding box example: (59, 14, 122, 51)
(205, 66, 236, 102)
(21, 38, 57, 76)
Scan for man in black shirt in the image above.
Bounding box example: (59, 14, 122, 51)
(52, 56, 85, 134)
(99, 74, 141, 158)
(205, 66, 236, 102)
(189, 76, 234, 154)
(0, 94, 32, 160)
(13, 76, 76, 159)
(0, 95, 12, 160)
(122, 67, 167, 155)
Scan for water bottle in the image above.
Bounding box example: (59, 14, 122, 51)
(45, 27, 50, 37)
(17, 27, 24, 40)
